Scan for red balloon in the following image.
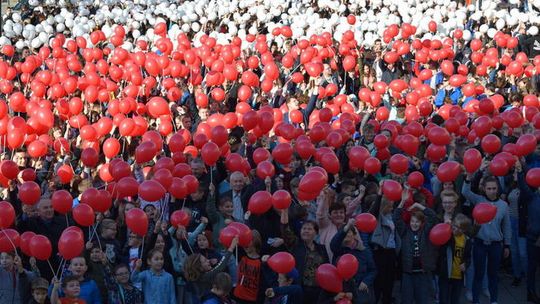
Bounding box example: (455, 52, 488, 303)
(57, 165, 74, 184)
(81, 148, 99, 167)
(463, 148, 482, 173)
(117, 177, 139, 198)
(428, 126, 451, 146)
(354, 213, 377, 233)
(170, 210, 190, 228)
(139, 180, 166, 202)
(473, 203, 497, 224)
(0, 160, 19, 180)
(0, 201, 15, 229)
(18, 181, 41, 205)
(489, 158, 509, 176)
(200, 142, 220, 166)
(429, 223, 452, 245)
(436, 161, 461, 182)
(321, 152, 340, 174)
(72, 203, 95, 227)
(337, 253, 359, 280)
(389, 154, 409, 175)
(219, 226, 240, 248)
(481, 134, 501, 154)
(364, 157, 381, 175)
(348, 146, 370, 169)
(183, 175, 200, 194)
(268, 252, 296, 274)
(125, 208, 148, 237)
(407, 171, 425, 188)
(51, 190, 73, 215)
(316, 264, 343, 293)
(295, 140, 316, 160)
(20, 169, 36, 182)
(516, 134, 537, 157)
(229, 222, 253, 247)
(526, 168, 540, 188)
(19, 231, 35, 256)
(248, 191, 273, 215)
(382, 180, 402, 201)
(272, 190, 292, 209)
(135, 141, 157, 164)
(256, 161, 275, 179)
(272, 143, 293, 164)
(29, 235, 52, 260)
(169, 177, 188, 199)
(58, 230, 84, 260)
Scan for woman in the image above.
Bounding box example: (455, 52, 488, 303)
(283, 213, 329, 304)
(361, 64, 376, 89)
(103, 264, 143, 304)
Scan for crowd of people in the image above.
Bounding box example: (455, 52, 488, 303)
(0, 0, 539, 304)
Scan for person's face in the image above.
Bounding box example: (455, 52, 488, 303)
(199, 108, 209, 121)
(181, 117, 192, 130)
(443, 182, 454, 191)
(114, 266, 130, 285)
(441, 197, 457, 214)
(190, 188, 205, 201)
(483, 181, 498, 200)
(277, 273, 291, 287)
(300, 223, 317, 242)
(68, 257, 88, 278)
(32, 289, 48, 304)
(342, 185, 355, 196)
(144, 206, 156, 219)
(0, 253, 14, 270)
(364, 129, 375, 142)
(287, 98, 299, 111)
(38, 200, 54, 221)
(410, 216, 422, 232)
(155, 235, 165, 252)
(124, 203, 135, 214)
(329, 209, 345, 226)
(363, 65, 370, 73)
(191, 162, 205, 178)
(452, 223, 463, 236)
(200, 255, 212, 272)
(197, 234, 209, 249)
(342, 196, 353, 207)
(275, 177, 284, 190)
(128, 233, 142, 247)
(89, 248, 102, 263)
(230, 175, 245, 192)
(63, 280, 81, 297)
(343, 230, 358, 247)
(148, 252, 164, 271)
(218, 200, 234, 217)
(102, 225, 117, 239)
(13, 152, 27, 167)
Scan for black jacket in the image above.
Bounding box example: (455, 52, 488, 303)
(436, 234, 472, 279)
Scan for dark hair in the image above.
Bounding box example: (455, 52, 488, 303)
(410, 210, 425, 223)
(219, 196, 232, 207)
(302, 220, 319, 233)
(61, 275, 79, 288)
(113, 264, 130, 275)
(146, 249, 163, 262)
(213, 272, 233, 293)
(329, 201, 346, 214)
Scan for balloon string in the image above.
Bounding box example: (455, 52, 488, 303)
(65, 214, 69, 227)
(0, 228, 19, 256)
(139, 236, 145, 259)
(185, 238, 194, 254)
(181, 198, 186, 210)
(235, 245, 238, 266)
(47, 259, 58, 279)
(56, 257, 65, 280)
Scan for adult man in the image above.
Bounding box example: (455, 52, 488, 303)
(18, 197, 70, 281)
(223, 171, 248, 223)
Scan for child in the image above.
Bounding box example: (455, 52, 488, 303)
(330, 219, 377, 304)
(97, 219, 121, 265)
(206, 183, 235, 252)
(394, 202, 439, 304)
(264, 269, 303, 304)
(201, 272, 234, 304)
(195, 233, 222, 266)
(1, 252, 37, 304)
(29, 277, 51, 304)
(51, 276, 85, 304)
(131, 249, 176, 304)
(437, 214, 472, 304)
(103, 263, 143, 304)
(49, 256, 101, 304)
(84, 243, 107, 303)
(184, 237, 238, 303)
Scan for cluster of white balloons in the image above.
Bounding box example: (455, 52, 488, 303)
(0, 0, 539, 51)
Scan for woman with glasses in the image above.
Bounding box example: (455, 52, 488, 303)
(104, 263, 143, 304)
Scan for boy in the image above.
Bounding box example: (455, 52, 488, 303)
(51, 276, 85, 304)
(265, 269, 303, 304)
(30, 277, 51, 304)
(438, 214, 472, 304)
(201, 272, 234, 304)
(98, 219, 121, 265)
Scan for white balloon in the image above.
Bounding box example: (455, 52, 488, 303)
(487, 28, 497, 38)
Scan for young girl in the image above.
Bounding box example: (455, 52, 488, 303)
(195, 233, 222, 267)
(184, 237, 237, 303)
(394, 202, 439, 304)
(438, 214, 472, 304)
(131, 249, 176, 304)
(103, 264, 143, 304)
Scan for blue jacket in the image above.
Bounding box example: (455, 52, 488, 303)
(267, 285, 303, 304)
(131, 269, 176, 304)
(330, 228, 377, 286)
(49, 278, 102, 304)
